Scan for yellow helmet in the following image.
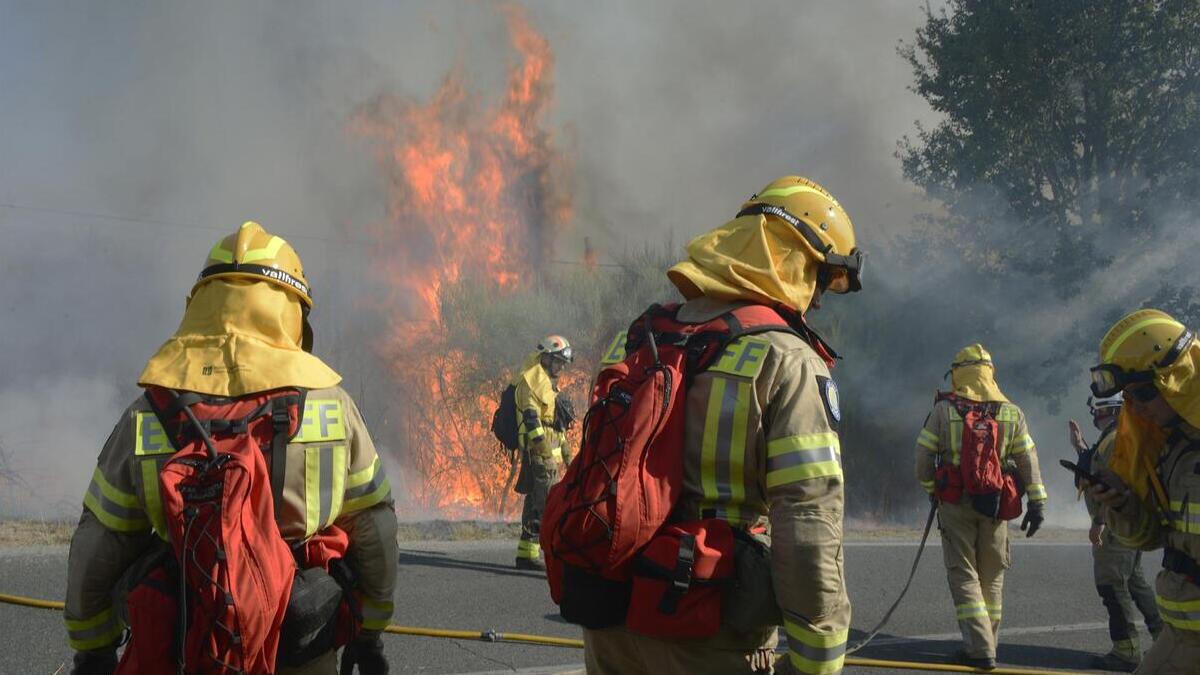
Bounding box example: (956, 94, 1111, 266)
(193, 221, 312, 306)
(736, 175, 864, 292)
(951, 343, 994, 371)
(1091, 309, 1194, 397)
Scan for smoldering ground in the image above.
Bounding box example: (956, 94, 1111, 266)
(2, 1, 1186, 527)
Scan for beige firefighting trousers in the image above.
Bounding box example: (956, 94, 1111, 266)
(1136, 623, 1200, 674)
(584, 625, 779, 674)
(1093, 536, 1162, 660)
(938, 501, 1008, 659)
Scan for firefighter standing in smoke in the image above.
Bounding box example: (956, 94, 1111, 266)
(514, 335, 574, 570)
(1071, 393, 1163, 672)
(584, 176, 863, 675)
(63, 222, 398, 675)
(1089, 309, 1200, 674)
(914, 344, 1047, 671)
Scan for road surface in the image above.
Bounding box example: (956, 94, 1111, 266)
(0, 531, 1154, 674)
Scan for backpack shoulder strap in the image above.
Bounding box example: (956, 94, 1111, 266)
(268, 389, 306, 525)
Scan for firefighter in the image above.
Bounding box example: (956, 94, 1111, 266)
(1088, 309, 1200, 674)
(914, 344, 1047, 670)
(514, 335, 574, 571)
(64, 222, 398, 675)
(584, 175, 864, 675)
(1071, 393, 1163, 671)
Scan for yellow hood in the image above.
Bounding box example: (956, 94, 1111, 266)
(1108, 338, 1200, 509)
(949, 343, 1008, 403)
(139, 279, 341, 397)
(516, 351, 557, 407)
(667, 213, 818, 311)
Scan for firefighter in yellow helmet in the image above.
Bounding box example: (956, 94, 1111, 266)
(514, 335, 575, 570)
(584, 176, 863, 675)
(64, 222, 398, 675)
(1071, 393, 1163, 672)
(914, 344, 1047, 670)
(1089, 309, 1200, 674)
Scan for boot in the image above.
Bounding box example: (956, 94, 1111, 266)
(515, 556, 546, 572)
(1093, 651, 1138, 673)
(952, 650, 996, 671)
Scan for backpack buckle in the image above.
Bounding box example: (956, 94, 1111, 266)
(658, 533, 696, 615)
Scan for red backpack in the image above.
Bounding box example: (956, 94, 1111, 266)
(116, 387, 359, 675)
(540, 302, 834, 637)
(933, 392, 1022, 520)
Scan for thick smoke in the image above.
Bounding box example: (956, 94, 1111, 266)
(18, 1, 1124, 525)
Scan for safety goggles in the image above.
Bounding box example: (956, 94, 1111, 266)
(549, 346, 573, 363)
(1090, 328, 1194, 398)
(1089, 364, 1154, 398)
(737, 203, 865, 293)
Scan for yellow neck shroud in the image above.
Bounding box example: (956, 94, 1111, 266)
(667, 213, 817, 311)
(140, 279, 341, 397)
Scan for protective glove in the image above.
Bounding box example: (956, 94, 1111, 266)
(70, 648, 117, 675)
(1020, 501, 1045, 538)
(340, 633, 388, 675)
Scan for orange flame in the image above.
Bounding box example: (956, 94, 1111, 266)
(352, 4, 571, 518)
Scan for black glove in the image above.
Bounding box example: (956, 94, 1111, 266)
(1020, 501, 1044, 538)
(553, 397, 576, 432)
(340, 633, 388, 675)
(70, 648, 117, 675)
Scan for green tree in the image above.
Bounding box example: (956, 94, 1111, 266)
(899, 0, 1200, 294)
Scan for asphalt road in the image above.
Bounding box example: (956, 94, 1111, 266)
(0, 531, 1159, 674)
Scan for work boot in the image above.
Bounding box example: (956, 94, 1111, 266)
(515, 556, 546, 572)
(952, 650, 996, 671)
(1093, 652, 1138, 673)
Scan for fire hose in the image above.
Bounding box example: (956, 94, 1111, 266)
(0, 590, 1092, 674)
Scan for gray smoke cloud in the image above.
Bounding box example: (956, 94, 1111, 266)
(1, 1, 983, 521)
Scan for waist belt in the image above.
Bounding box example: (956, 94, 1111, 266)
(1163, 547, 1200, 586)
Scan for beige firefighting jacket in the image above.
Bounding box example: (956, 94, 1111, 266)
(1082, 427, 1117, 527)
(600, 297, 851, 675)
(1103, 424, 1200, 634)
(515, 355, 567, 466)
(64, 385, 398, 652)
(914, 397, 1048, 504)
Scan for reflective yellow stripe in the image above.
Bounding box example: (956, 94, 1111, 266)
(241, 235, 286, 263)
(208, 242, 235, 263)
(516, 540, 541, 558)
(784, 619, 848, 675)
(328, 445, 347, 527)
(304, 446, 322, 538)
(91, 467, 139, 508)
(920, 480, 936, 494)
(947, 410, 963, 466)
(1027, 484, 1047, 502)
(360, 596, 394, 631)
(1008, 433, 1034, 455)
(758, 185, 828, 200)
(699, 378, 725, 511)
(343, 457, 391, 514)
(295, 400, 347, 443)
(1157, 595, 1200, 631)
(139, 459, 168, 540)
(83, 468, 149, 532)
(728, 381, 750, 506)
(1168, 500, 1200, 534)
(134, 412, 171, 456)
(1105, 317, 1184, 363)
(600, 331, 627, 365)
(766, 432, 842, 488)
(987, 603, 1002, 620)
(956, 601, 989, 619)
(917, 429, 938, 451)
(65, 607, 123, 651)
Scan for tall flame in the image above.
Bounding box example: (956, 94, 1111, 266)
(352, 4, 571, 518)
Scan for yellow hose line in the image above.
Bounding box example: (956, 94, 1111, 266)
(0, 591, 1092, 674)
(0, 592, 65, 611)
